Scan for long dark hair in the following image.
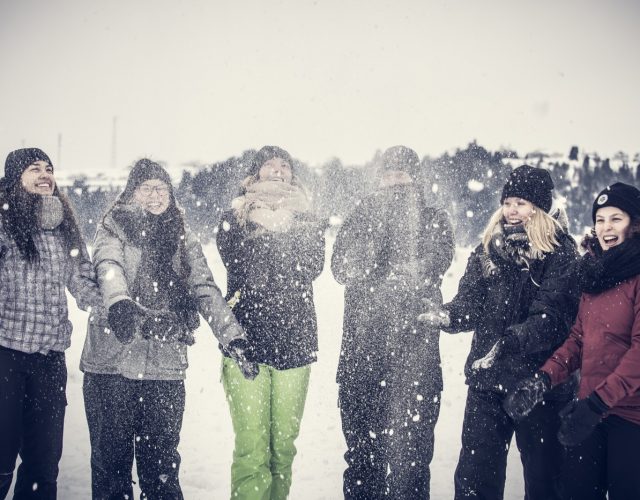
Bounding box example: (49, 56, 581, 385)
(0, 183, 85, 263)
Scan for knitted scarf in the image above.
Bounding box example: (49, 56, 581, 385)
(231, 178, 312, 233)
(481, 223, 544, 277)
(111, 203, 200, 332)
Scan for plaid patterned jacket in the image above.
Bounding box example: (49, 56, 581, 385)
(0, 220, 102, 354)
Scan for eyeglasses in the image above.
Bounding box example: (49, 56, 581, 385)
(137, 184, 170, 196)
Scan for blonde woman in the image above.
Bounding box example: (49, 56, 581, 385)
(440, 165, 579, 499)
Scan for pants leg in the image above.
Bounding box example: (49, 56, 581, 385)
(514, 398, 566, 500)
(339, 380, 388, 500)
(83, 373, 136, 500)
(269, 365, 310, 500)
(135, 380, 185, 500)
(0, 348, 28, 499)
(222, 357, 272, 500)
(12, 351, 67, 500)
(606, 416, 640, 500)
(385, 390, 441, 499)
(454, 388, 513, 500)
(562, 417, 607, 500)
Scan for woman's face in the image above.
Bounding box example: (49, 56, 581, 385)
(595, 206, 631, 251)
(258, 157, 292, 183)
(133, 179, 171, 215)
(20, 160, 55, 195)
(502, 197, 535, 226)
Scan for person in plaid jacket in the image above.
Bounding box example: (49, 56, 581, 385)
(0, 147, 102, 500)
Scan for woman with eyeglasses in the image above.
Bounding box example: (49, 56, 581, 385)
(80, 158, 256, 499)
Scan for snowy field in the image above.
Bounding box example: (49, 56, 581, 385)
(10, 238, 526, 499)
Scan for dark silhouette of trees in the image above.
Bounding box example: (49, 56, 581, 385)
(62, 145, 640, 248)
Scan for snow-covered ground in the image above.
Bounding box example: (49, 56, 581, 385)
(9, 239, 527, 499)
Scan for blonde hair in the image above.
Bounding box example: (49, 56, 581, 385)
(482, 205, 562, 255)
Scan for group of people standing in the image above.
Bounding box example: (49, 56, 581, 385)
(0, 144, 638, 500)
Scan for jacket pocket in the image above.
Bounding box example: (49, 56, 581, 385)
(82, 319, 126, 369)
(601, 334, 630, 372)
(148, 340, 189, 376)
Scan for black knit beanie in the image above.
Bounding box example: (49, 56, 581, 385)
(500, 165, 554, 212)
(381, 145, 420, 179)
(247, 146, 293, 177)
(592, 182, 640, 223)
(2, 148, 53, 190)
(122, 158, 173, 200)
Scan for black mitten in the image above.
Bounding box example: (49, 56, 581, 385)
(108, 299, 143, 344)
(558, 392, 609, 447)
(503, 371, 551, 420)
(228, 339, 259, 380)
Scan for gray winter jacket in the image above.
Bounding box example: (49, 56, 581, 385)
(80, 205, 246, 380)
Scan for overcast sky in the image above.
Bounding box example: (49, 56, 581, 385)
(0, 0, 638, 175)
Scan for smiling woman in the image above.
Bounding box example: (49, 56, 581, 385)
(442, 164, 580, 499)
(216, 145, 326, 500)
(505, 182, 640, 499)
(0, 147, 102, 499)
(20, 160, 55, 195)
(79, 158, 255, 500)
(132, 179, 171, 215)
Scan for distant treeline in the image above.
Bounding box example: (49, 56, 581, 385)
(63, 143, 640, 246)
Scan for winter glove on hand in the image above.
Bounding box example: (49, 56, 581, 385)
(228, 339, 259, 381)
(417, 299, 450, 328)
(503, 371, 551, 420)
(108, 299, 144, 344)
(557, 392, 609, 447)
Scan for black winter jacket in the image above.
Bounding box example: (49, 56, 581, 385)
(332, 185, 455, 391)
(216, 209, 325, 370)
(444, 228, 579, 395)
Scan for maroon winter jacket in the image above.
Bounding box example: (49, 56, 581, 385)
(541, 274, 640, 425)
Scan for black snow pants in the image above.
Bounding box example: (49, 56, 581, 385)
(454, 387, 567, 500)
(0, 346, 67, 500)
(82, 373, 185, 500)
(339, 376, 441, 500)
(563, 414, 640, 500)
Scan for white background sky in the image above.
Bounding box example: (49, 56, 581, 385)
(0, 0, 638, 176)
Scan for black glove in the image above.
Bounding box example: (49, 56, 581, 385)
(557, 392, 609, 447)
(503, 371, 551, 420)
(108, 299, 143, 344)
(228, 339, 259, 381)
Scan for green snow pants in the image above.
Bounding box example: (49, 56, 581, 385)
(222, 357, 311, 500)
